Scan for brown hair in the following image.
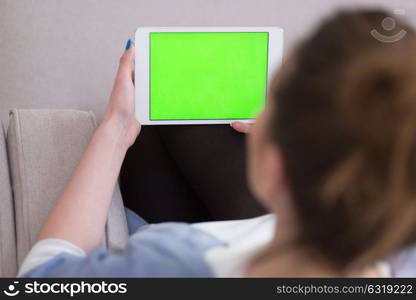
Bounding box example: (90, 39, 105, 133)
(269, 10, 416, 271)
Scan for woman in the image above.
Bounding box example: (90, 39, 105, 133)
(19, 10, 416, 277)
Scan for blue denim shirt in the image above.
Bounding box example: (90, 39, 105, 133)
(22, 209, 416, 277)
(24, 209, 224, 277)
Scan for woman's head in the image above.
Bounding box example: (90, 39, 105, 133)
(248, 10, 416, 272)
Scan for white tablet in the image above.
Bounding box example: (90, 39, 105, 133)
(135, 27, 283, 125)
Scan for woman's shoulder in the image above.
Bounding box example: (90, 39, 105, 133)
(191, 214, 276, 277)
(21, 222, 224, 277)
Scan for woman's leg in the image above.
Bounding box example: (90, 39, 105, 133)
(158, 125, 266, 220)
(119, 126, 210, 223)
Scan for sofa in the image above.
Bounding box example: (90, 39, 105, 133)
(0, 109, 130, 277)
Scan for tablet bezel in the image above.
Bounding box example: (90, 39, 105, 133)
(135, 27, 283, 125)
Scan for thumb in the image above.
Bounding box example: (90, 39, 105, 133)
(117, 39, 135, 80)
(231, 121, 252, 134)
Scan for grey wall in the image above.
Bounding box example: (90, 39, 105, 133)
(1, 0, 415, 124)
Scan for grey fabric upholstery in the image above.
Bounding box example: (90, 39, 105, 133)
(6, 109, 129, 268)
(0, 124, 17, 277)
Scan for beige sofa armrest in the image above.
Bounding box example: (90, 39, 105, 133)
(7, 109, 129, 267)
(0, 124, 17, 276)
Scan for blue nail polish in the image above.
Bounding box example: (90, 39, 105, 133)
(125, 39, 131, 50)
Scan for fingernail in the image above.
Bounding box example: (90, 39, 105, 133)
(125, 39, 131, 51)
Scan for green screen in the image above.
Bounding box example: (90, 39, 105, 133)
(150, 32, 269, 120)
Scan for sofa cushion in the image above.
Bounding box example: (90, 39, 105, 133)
(0, 124, 17, 276)
(7, 109, 128, 267)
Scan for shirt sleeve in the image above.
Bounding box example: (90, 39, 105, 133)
(19, 223, 222, 278)
(18, 238, 86, 277)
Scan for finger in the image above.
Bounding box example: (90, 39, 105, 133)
(231, 122, 252, 134)
(117, 40, 135, 80)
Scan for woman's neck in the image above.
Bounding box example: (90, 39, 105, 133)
(246, 218, 380, 277)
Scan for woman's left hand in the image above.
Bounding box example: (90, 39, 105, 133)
(36, 40, 141, 252)
(103, 39, 141, 148)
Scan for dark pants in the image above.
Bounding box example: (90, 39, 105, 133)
(119, 125, 266, 223)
